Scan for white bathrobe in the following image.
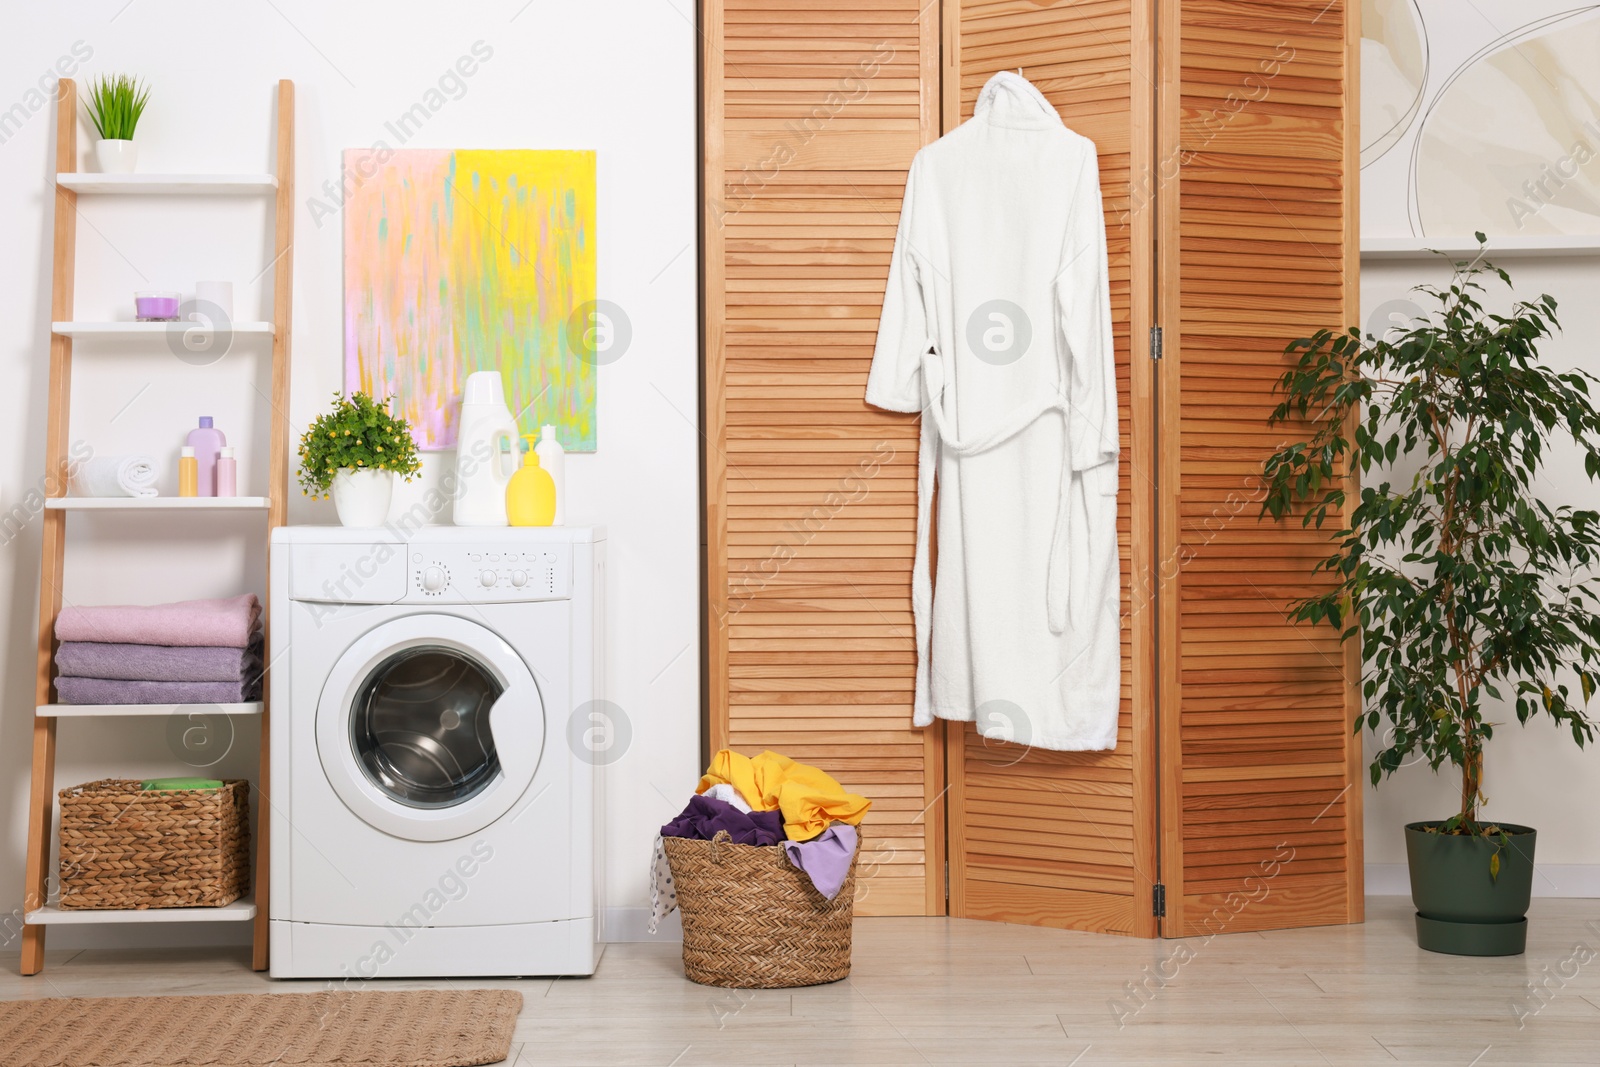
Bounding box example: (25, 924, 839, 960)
(865, 72, 1120, 751)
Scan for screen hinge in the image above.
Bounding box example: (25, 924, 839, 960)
(1152, 882, 1166, 918)
(1149, 325, 1163, 362)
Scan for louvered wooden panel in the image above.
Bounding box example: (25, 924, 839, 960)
(943, 0, 1159, 937)
(703, 0, 945, 915)
(1157, 0, 1362, 934)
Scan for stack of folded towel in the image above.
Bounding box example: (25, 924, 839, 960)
(53, 594, 263, 705)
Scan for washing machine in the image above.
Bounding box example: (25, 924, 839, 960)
(268, 525, 604, 978)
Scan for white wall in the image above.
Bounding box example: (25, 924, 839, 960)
(1360, 256, 1600, 895)
(0, 0, 700, 948)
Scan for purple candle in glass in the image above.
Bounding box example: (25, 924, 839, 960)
(135, 290, 181, 321)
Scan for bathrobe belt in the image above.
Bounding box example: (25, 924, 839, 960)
(919, 352, 1080, 635)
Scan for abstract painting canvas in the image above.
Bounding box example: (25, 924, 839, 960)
(344, 148, 597, 451)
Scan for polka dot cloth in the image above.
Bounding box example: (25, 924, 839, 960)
(647, 835, 676, 934)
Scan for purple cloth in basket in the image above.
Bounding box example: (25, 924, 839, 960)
(54, 676, 261, 706)
(55, 635, 262, 683)
(783, 823, 859, 900)
(661, 794, 784, 846)
(55, 594, 261, 649)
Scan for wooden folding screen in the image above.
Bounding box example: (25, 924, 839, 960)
(702, 0, 945, 916)
(939, 0, 1159, 935)
(701, 0, 1361, 933)
(1155, 0, 1363, 934)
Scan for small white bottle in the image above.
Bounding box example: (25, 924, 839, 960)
(535, 425, 566, 525)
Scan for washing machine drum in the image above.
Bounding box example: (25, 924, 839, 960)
(317, 614, 545, 842)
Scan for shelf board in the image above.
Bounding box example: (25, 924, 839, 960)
(57, 173, 278, 195)
(53, 321, 275, 338)
(46, 497, 270, 511)
(25, 896, 256, 925)
(1362, 235, 1600, 260)
(39, 701, 263, 718)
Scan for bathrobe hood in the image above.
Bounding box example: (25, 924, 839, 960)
(974, 71, 1064, 127)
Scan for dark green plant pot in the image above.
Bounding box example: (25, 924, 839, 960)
(1405, 821, 1536, 956)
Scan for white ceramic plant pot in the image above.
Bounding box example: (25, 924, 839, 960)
(94, 139, 137, 173)
(330, 468, 394, 527)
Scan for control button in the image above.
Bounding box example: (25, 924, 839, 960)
(411, 553, 423, 564)
(487, 553, 500, 562)
(511, 570, 528, 587)
(542, 551, 555, 562)
(467, 552, 482, 563)
(480, 569, 498, 587)
(421, 566, 447, 593)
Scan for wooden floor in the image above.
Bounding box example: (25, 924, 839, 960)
(4, 898, 1598, 1065)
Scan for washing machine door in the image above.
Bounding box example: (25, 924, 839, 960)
(316, 614, 544, 842)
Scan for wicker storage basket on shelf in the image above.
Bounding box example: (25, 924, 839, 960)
(57, 778, 251, 910)
(663, 828, 860, 988)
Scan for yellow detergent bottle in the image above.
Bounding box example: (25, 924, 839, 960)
(506, 435, 557, 527)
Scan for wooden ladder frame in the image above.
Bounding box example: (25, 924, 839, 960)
(20, 78, 294, 976)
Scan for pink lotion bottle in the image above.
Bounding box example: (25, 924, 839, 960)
(186, 417, 226, 496)
(215, 446, 237, 496)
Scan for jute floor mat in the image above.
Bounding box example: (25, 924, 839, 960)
(0, 988, 522, 1067)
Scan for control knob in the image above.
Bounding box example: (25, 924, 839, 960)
(420, 566, 447, 593)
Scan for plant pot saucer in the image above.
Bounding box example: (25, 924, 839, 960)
(1415, 913, 1527, 956)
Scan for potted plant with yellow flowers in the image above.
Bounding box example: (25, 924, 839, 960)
(297, 392, 422, 526)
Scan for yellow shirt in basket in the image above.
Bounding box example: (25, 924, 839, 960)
(697, 749, 870, 842)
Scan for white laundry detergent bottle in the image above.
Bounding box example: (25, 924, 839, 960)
(452, 371, 519, 526)
(535, 424, 566, 525)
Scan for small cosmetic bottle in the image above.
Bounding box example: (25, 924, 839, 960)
(178, 446, 198, 497)
(215, 446, 237, 497)
(186, 416, 226, 497)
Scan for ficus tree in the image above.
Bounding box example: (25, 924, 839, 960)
(1260, 237, 1600, 837)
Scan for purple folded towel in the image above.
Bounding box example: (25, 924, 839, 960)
(55, 594, 261, 649)
(55, 636, 262, 683)
(54, 676, 261, 706)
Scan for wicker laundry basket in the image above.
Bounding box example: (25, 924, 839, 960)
(57, 778, 251, 910)
(663, 828, 860, 988)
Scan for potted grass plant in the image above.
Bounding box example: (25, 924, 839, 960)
(1260, 236, 1600, 956)
(84, 74, 150, 173)
(298, 392, 422, 527)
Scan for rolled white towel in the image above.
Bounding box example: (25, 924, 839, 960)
(71, 456, 159, 498)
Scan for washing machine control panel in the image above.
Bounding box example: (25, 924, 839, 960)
(407, 544, 571, 602)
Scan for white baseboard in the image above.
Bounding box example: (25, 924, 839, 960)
(9, 881, 1596, 958)
(0, 910, 683, 958)
(602, 907, 681, 942)
(1367, 863, 1600, 898)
